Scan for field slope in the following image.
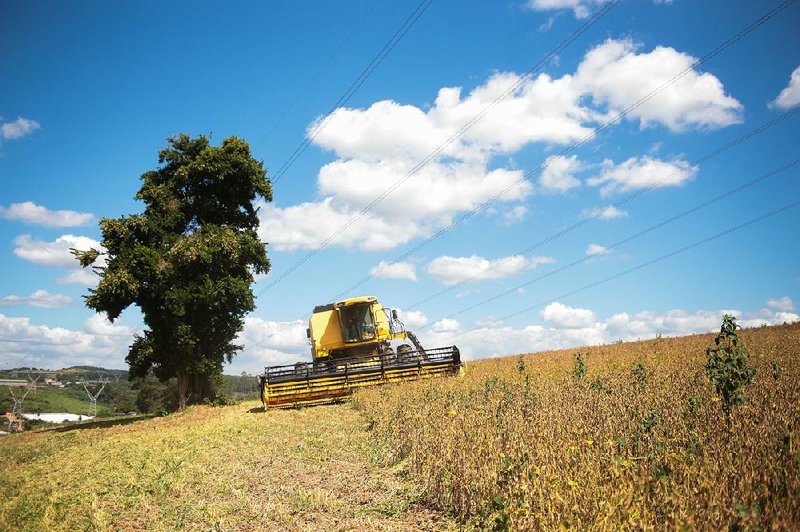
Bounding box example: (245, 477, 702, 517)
(2, 323, 798, 530)
(0, 403, 449, 530)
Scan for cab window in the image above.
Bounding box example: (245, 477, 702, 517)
(340, 304, 376, 343)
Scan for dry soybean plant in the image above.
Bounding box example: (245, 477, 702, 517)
(353, 322, 800, 529)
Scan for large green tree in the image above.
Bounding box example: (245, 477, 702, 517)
(75, 134, 271, 409)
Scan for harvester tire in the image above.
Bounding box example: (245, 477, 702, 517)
(397, 344, 416, 362)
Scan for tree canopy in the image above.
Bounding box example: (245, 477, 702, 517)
(75, 134, 271, 408)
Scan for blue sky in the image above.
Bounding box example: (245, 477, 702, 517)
(1, 0, 799, 374)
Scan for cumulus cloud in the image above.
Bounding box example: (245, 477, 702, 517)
(395, 309, 429, 329)
(525, 0, 605, 19)
(502, 205, 528, 225)
(0, 202, 94, 227)
(13, 234, 102, 268)
(426, 254, 556, 286)
(431, 318, 461, 333)
(0, 290, 72, 309)
(258, 38, 739, 252)
(1, 117, 40, 140)
(586, 243, 609, 256)
(541, 302, 595, 328)
(539, 154, 582, 193)
(369, 261, 417, 281)
(574, 39, 743, 131)
(770, 66, 800, 109)
(0, 313, 133, 370)
(226, 317, 311, 373)
(527, 0, 671, 19)
(587, 156, 697, 196)
(314, 72, 597, 161)
(57, 269, 99, 286)
(581, 205, 629, 219)
(419, 301, 799, 361)
(257, 68, 599, 251)
(767, 296, 795, 312)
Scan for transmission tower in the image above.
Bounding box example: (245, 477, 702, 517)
(7, 386, 30, 417)
(27, 372, 41, 395)
(82, 374, 108, 418)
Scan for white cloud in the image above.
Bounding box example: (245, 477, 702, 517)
(226, 317, 311, 373)
(587, 156, 697, 196)
(770, 66, 800, 109)
(527, 0, 672, 19)
(426, 254, 555, 286)
(586, 243, 609, 256)
(314, 71, 597, 162)
(13, 234, 102, 268)
(539, 154, 582, 193)
(395, 309, 429, 329)
(581, 205, 629, 219)
(0, 290, 72, 309)
(419, 303, 798, 362)
(526, 0, 604, 19)
(259, 38, 739, 252)
(0, 313, 133, 370)
(431, 318, 461, 333)
(0, 202, 94, 227)
(767, 296, 795, 312)
(1, 117, 40, 140)
(475, 316, 505, 327)
(57, 269, 99, 287)
(541, 302, 595, 328)
(256, 198, 415, 252)
(258, 68, 600, 252)
(369, 261, 417, 281)
(502, 205, 528, 225)
(574, 39, 743, 131)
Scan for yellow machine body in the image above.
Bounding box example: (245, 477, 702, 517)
(259, 296, 461, 408)
(308, 296, 408, 360)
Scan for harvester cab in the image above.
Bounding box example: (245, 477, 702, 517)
(258, 296, 461, 408)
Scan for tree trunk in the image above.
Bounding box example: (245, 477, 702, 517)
(176, 369, 189, 410)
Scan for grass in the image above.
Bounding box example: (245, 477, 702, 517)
(0, 401, 451, 531)
(354, 322, 800, 529)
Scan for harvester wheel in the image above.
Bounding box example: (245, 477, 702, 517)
(397, 344, 415, 362)
(382, 345, 395, 362)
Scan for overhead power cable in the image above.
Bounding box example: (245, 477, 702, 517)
(415, 157, 799, 330)
(257, 0, 622, 297)
(271, 0, 435, 184)
(405, 107, 800, 311)
(271, 0, 795, 303)
(432, 197, 800, 346)
(263, 3, 380, 143)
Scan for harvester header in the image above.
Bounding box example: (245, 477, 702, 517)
(259, 296, 461, 408)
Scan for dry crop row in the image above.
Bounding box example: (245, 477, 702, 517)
(354, 322, 800, 529)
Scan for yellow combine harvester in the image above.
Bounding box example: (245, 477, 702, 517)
(258, 296, 461, 408)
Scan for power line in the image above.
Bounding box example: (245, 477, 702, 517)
(432, 198, 800, 346)
(263, 2, 380, 143)
(257, 0, 622, 296)
(276, 104, 799, 327)
(415, 157, 799, 329)
(405, 107, 800, 311)
(261, 0, 796, 301)
(271, 0, 435, 184)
